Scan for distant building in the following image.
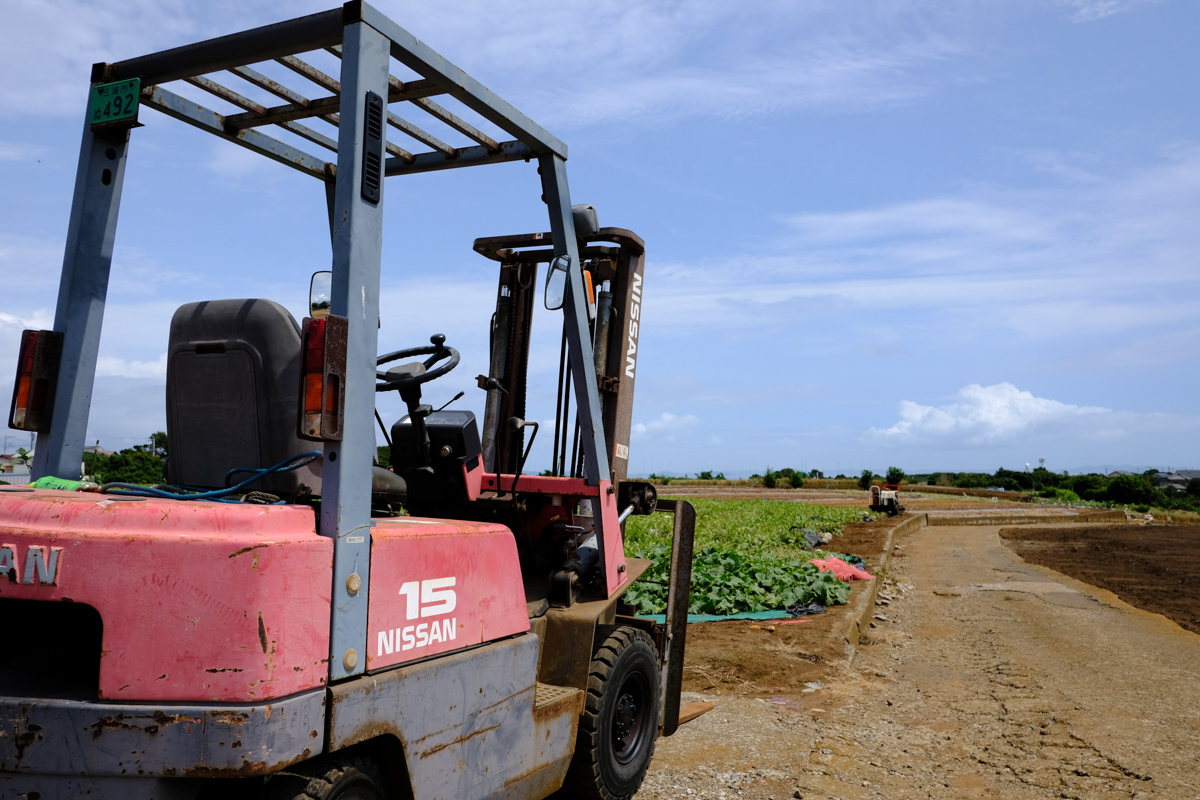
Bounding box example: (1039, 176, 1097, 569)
(0, 454, 33, 486)
(1150, 472, 1189, 491)
(0, 454, 32, 474)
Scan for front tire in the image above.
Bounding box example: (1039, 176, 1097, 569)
(563, 625, 660, 800)
(262, 755, 388, 800)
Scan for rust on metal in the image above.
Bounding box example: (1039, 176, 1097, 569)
(185, 75, 267, 116)
(187, 75, 342, 153)
(538, 559, 651, 690)
(419, 722, 501, 759)
(276, 54, 341, 94)
(386, 112, 456, 157)
(142, 85, 331, 179)
(223, 94, 341, 130)
(530, 686, 583, 725)
(180, 749, 309, 779)
(411, 97, 499, 151)
(228, 544, 268, 558)
(257, 611, 268, 655)
(231, 65, 310, 107)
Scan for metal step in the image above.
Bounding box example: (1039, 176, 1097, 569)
(534, 682, 580, 708)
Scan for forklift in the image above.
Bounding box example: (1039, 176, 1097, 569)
(0, 5, 695, 799)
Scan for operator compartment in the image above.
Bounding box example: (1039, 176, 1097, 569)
(0, 488, 332, 703)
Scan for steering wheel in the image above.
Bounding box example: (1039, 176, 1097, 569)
(376, 334, 460, 393)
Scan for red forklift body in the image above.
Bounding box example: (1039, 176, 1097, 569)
(0, 489, 331, 702)
(1, 3, 696, 798)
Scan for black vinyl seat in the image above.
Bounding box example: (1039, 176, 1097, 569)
(165, 299, 322, 496)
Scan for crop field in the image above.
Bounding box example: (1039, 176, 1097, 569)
(623, 498, 872, 616)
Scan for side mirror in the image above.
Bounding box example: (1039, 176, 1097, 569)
(545, 255, 570, 311)
(310, 271, 332, 319)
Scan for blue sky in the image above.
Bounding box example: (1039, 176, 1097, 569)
(2, 0, 1198, 476)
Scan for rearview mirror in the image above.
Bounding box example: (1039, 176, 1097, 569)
(310, 271, 332, 319)
(545, 255, 569, 311)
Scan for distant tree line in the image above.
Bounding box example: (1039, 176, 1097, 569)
(900, 466, 1200, 513)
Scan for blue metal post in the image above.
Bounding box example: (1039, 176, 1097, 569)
(538, 155, 610, 486)
(323, 19, 391, 681)
(32, 121, 130, 481)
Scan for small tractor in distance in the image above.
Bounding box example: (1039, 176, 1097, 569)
(0, 5, 695, 799)
(869, 483, 906, 517)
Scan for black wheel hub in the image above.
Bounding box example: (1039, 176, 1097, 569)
(611, 676, 647, 764)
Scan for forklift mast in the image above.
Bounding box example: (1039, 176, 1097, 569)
(473, 228, 646, 485)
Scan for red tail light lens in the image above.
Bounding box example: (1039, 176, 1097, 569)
(298, 315, 346, 442)
(9, 329, 63, 432)
(302, 318, 326, 420)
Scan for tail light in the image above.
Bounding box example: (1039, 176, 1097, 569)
(9, 329, 64, 432)
(298, 314, 347, 441)
(584, 269, 597, 321)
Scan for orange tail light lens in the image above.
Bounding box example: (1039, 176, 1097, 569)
(298, 315, 346, 442)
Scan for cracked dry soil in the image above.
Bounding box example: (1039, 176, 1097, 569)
(640, 522, 1200, 799)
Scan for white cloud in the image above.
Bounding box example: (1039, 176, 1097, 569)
(0, 310, 54, 332)
(631, 412, 701, 443)
(865, 383, 1109, 446)
(206, 141, 285, 184)
(862, 383, 1200, 456)
(0, 233, 66, 292)
(641, 143, 1200, 343)
(0, 142, 48, 162)
(1058, 0, 1161, 22)
(95, 353, 167, 379)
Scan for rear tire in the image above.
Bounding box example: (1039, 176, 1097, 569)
(563, 625, 660, 800)
(262, 755, 388, 800)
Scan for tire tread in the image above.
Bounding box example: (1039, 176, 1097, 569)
(561, 625, 660, 800)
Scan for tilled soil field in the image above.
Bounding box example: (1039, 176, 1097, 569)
(1000, 523, 1200, 635)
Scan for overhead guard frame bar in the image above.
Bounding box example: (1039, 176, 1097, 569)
(100, 1, 566, 161)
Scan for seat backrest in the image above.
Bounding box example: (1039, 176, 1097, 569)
(165, 299, 321, 495)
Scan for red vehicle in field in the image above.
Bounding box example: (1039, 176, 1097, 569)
(1, 5, 694, 799)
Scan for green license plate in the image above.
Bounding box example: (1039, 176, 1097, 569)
(88, 78, 140, 128)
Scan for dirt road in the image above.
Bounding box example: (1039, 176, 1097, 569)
(641, 522, 1200, 799)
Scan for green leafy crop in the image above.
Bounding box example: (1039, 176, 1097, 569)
(622, 498, 865, 615)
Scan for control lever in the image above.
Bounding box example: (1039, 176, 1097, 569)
(503, 417, 539, 498)
(434, 391, 464, 412)
(476, 374, 508, 395)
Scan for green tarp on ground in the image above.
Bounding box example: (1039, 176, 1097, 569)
(637, 609, 794, 624)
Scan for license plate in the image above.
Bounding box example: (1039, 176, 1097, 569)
(88, 78, 140, 129)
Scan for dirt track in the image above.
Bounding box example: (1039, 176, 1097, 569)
(641, 520, 1200, 799)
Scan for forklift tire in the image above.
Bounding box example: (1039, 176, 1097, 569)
(563, 625, 660, 800)
(261, 755, 388, 800)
